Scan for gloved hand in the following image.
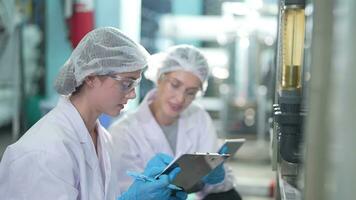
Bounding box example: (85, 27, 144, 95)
(169, 190, 188, 200)
(202, 163, 225, 185)
(201, 146, 227, 185)
(144, 153, 173, 178)
(118, 153, 186, 200)
(219, 145, 229, 154)
(146, 154, 187, 200)
(119, 169, 172, 200)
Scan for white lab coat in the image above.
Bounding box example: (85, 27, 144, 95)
(109, 89, 236, 199)
(0, 96, 119, 200)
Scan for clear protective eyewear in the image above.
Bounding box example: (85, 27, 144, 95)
(109, 74, 142, 93)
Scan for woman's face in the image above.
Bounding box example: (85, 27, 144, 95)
(155, 70, 202, 118)
(89, 70, 142, 116)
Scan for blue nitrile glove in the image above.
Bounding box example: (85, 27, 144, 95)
(219, 145, 229, 155)
(144, 153, 173, 177)
(170, 190, 188, 200)
(119, 169, 172, 200)
(118, 153, 184, 200)
(201, 146, 228, 185)
(148, 154, 187, 199)
(202, 163, 225, 185)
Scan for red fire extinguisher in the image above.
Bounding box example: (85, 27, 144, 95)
(65, 0, 94, 48)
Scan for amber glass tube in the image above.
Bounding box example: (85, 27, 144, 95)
(281, 7, 305, 90)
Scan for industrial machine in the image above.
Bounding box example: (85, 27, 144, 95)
(271, 0, 306, 199)
(271, 0, 356, 199)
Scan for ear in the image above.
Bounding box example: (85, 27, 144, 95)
(84, 76, 97, 88)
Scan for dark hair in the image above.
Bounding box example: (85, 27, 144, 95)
(71, 84, 84, 96)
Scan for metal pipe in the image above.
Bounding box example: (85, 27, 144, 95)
(304, 0, 356, 199)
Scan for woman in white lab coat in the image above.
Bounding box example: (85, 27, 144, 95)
(109, 45, 242, 200)
(0, 27, 187, 200)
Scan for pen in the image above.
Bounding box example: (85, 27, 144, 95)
(126, 171, 182, 191)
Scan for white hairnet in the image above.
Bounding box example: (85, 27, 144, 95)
(55, 27, 150, 95)
(145, 44, 210, 91)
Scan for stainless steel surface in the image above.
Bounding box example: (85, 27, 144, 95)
(278, 168, 301, 200)
(304, 0, 356, 199)
(280, 160, 299, 177)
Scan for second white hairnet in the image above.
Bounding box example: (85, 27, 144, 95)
(145, 44, 210, 91)
(55, 27, 150, 95)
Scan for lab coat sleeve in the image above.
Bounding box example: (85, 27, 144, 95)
(0, 147, 79, 200)
(110, 125, 146, 195)
(196, 110, 236, 197)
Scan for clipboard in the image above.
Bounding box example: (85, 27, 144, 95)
(219, 138, 246, 157)
(156, 153, 230, 192)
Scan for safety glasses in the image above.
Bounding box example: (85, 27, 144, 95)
(109, 74, 142, 93)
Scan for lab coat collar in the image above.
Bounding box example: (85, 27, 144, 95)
(135, 89, 155, 124)
(136, 89, 194, 156)
(58, 96, 113, 197)
(57, 96, 92, 143)
(56, 96, 101, 170)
